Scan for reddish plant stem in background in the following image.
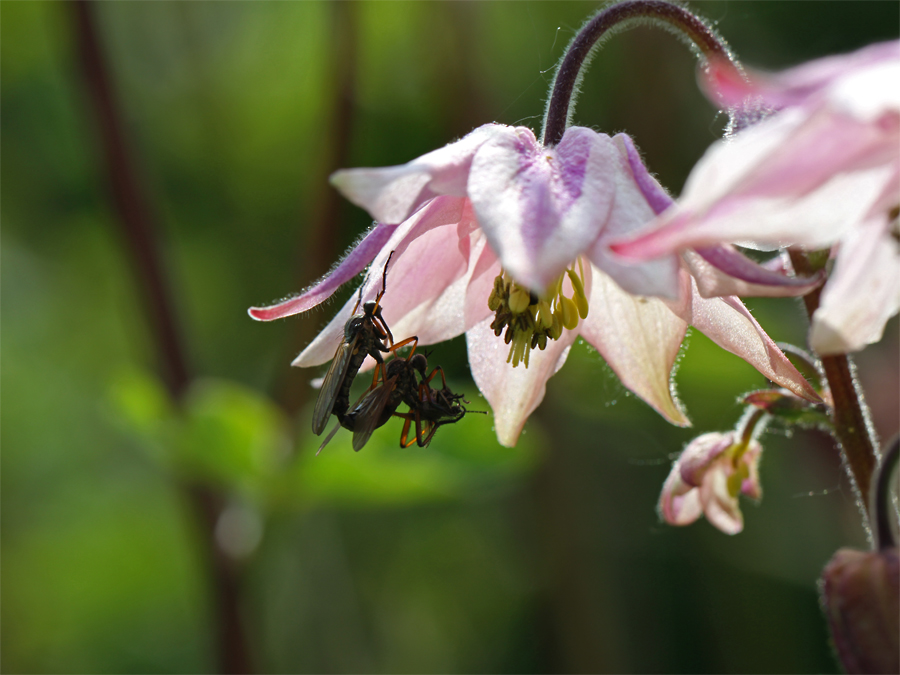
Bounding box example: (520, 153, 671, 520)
(790, 249, 878, 523)
(542, 0, 740, 146)
(71, 2, 252, 672)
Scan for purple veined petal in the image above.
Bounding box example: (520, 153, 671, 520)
(466, 315, 576, 447)
(587, 135, 682, 300)
(615, 134, 675, 216)
(577, 263, 691, 426)
(613, 111, 897, 261)
(659, 466, 703, 526)
(376, 199, 493, 345)
(677, 432, 735, 487)
(292, 196, 465, 367)
(810, 216, 900, 355)
(685, 247, 823, 298)
(329, 124, 506, 225)
(667, 270, 822, 402)
(248, 223, 397, 321)
(469, 126, 617, 293)
(700, 469, 745, 535)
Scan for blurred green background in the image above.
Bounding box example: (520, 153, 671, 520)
(3, 2, 898, 673)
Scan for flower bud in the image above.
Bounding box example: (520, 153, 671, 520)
(820, 547, 899, 675)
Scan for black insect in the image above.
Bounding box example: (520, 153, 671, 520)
(311, 252, 416, 435)
(394, 361, 476, 448)
(318, 349, 480, 453)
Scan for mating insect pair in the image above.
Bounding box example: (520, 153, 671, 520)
(312, 252, 479, 453)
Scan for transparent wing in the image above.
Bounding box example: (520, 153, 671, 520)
(312, 337, 356, 435)
(351, 376, 398, 452)
(316, 420, 343, 456)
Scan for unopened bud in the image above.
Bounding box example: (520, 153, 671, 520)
(820, 547, 899, 674)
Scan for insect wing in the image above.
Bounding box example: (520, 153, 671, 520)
(312, 337, 356, 435)
(350, 376, 398, 452)
(316, 420, 342, 456)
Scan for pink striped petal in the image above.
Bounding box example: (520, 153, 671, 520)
(248, 223, 396, 321)
(329, 124, 504, 225)
(466, 316, 576, 447)
(578, 264, 690, 426)
(614, 109, 898, 260)
(685, 247, 823, 298)
(666, 270, 822, 402)
(587, 135, 681, 299)
(293, 196, 471, 367)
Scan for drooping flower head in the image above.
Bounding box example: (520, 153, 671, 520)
(659, 429, 763, 535)
(614, 40, 900, 355)
(249, 1, 820, 446)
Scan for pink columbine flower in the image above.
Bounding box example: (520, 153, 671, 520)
(250, 124, 818, 446)
(659, 430, 763, 535)
(614, 41, 900, 355)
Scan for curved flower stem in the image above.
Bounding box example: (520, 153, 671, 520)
(873, 437, 898, 551)
(739, 408, 768, 446)
(72, 2, 251, 672)
(542, 0, 742, 146)
(789, 249, 879, 525)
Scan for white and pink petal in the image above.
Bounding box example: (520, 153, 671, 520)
(466, 315, 576, 448)
(578, 264, 690, 426)
(330, 124, 504, 225)
(468, 126, 617, 293)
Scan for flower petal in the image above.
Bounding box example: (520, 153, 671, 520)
(587, 135, 682, 299)
(667, 270, 822, 402)
(248, 223, 397, 321)
(330, 124, 504, 225)
(613, 109, 898, 259)
(700, 469, 745, 535)
(578, 264, 690, 426)
(811, 215, 900, 354)
(659, 466, 703, 526)
(469, 126, 617, 292)
(380, 202, 497, 345)
(466, 316, 576, 447)
(705, 41, 900, 120)
(685, 247, 823, 298)
(293, 196, 468, 367)
(677, 432, 735, 487)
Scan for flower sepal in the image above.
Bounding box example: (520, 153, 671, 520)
(742, 389, 831, 428)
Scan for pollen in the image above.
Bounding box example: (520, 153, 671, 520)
(487, 260, 589, 368)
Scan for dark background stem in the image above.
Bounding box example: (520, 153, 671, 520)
(789, 249, 878, 523)
(72, 2, 252, 671)
(542, 0, 738, 146)
(873, 437, 898, 551)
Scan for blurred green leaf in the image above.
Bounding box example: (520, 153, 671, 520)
(274, 395, 539, 509)
(108, 371, 292, 495)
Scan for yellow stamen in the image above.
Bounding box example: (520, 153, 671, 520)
(488, 260, 590, 368)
